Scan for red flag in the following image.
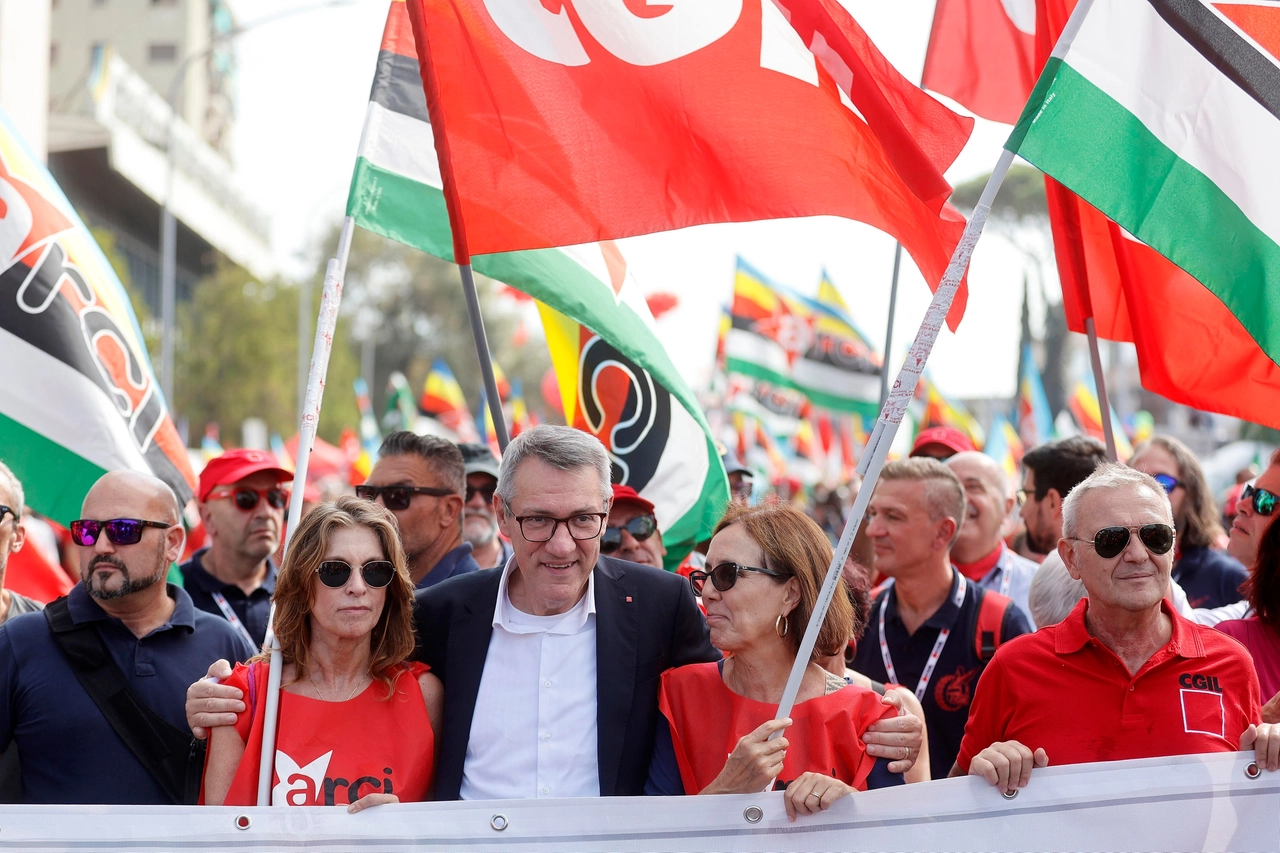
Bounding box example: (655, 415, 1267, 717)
(922, 0, 1037, 124)
(1039, 0, 1280, 429)
(407, 0, 974, 328)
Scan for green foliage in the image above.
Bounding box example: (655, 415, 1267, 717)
(174, 261, 360, 445)
(1240, 421, 1280, 444)
(338, 226, 550, 421)
(951, 164, 1048, 223)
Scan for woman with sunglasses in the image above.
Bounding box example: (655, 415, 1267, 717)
(647, 503, 913, 821)
(203, 496, 441, 810)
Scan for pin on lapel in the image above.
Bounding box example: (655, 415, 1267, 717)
(625, 596, 633, 603)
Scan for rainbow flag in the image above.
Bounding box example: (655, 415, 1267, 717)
(1068, 375, 1133, 460)
(419, 360, 480, 440)
(917, 378, 985, 450)
(0, 109, 195, 521)
(983, 414, 1025, 480)
(723, 259, 881, 418)
(1017, 343, 1055, 449)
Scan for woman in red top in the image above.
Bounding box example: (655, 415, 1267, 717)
(203, 496, 441, 811)
(649, 504, 912, 820)
(1219, 500, 1280, 702)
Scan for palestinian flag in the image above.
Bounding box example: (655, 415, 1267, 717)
(724, 259, 881, 418)
(0, 108, 195, 523)
(349, 0, 729, 558)
(535, 250, 729, 568)
(1010, 0, 1280, 427)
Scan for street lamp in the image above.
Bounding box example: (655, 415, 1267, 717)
(158, 0, 357, 407)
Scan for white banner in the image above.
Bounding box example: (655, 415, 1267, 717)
(0, 753, 1274, 852)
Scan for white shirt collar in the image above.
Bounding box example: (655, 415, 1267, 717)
(493, 555, 596, 635)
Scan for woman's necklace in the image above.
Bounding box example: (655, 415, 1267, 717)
(308, 668, 370, 702)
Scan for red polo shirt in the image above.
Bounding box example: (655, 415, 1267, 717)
(956, 599, 1261, 773)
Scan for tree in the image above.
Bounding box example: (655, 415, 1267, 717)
(174, 261, 361, 444)
(335, 226, 550, 424)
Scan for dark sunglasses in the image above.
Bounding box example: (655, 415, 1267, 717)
(315, 560, 397, 589)
(600, 514, 657, 553)
(466, 482, 497, 503)
(1068, 524, 1175, 560)
(70, 518, 173, 547)
(689, 561, 787, 596)
(354, 484, 455, 511)
(1242, 484, 1278, 517)
(0, 505, 13, 524)
(206, 486, 289, 511)
(1151, 474, 1182, 495)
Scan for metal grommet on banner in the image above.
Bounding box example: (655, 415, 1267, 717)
(490, 814, 509, 831)
(1246, 762, 1261, 779)
(743, 806, 763, 823)
(1001, 789, 1018, 800)
(234, 815, 252, 831)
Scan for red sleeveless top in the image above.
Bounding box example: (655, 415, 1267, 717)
(658, 662, 893, 794)
(219, 661, 434, 806)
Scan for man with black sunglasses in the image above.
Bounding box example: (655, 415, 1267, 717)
(358, 432, 479, 589)
(602, 485, 666, 570)
(0, 470, 252, 804)
(956, 465, 1278, 792)
(458, 443, 511, 570)
(182, 449, 292, 650)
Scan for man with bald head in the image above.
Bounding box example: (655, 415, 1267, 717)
(0, 470, 252, 804)
(947, 452, 1040, 627)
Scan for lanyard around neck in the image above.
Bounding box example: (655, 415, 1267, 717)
(878, 572, 967, 702)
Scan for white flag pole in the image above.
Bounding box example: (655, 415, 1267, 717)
(769, 0, 1099, 736)
(255, 215, 356, 805)
(771, 149, 1015, 728)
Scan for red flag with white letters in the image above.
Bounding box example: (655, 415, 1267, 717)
(922, 0, 1037, 124)
(406, 0, 975, 328)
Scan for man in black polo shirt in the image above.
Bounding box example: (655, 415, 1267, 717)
(181, 449, 291, 650)
(851, 458, 1031, 779)
(0, 470, 252, 804)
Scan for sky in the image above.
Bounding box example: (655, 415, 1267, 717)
(227, 0, 1056, 402)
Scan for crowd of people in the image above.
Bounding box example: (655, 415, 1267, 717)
(0, 422, 1278, 816)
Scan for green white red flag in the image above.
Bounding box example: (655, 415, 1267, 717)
(1023, 0, 1280, 428)
(0, 108, 195, 523)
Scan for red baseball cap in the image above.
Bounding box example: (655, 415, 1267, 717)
(199, 449, 292, 501)
(611, 484, 655, 515)
(910, 426, 975, 458)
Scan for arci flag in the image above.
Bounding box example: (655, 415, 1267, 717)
(0, 108, 195, 522)
(1009, 0, 1280, 423)
(724, 260, 881, 419)
(349, 2, 728, 556)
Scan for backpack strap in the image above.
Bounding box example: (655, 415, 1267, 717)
(971, 587, 1013, 663)
(44, 597, 205, 804)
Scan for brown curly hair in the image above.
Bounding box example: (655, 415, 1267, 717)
(714, 502, 855, 661)
(252, 495, 416, 699)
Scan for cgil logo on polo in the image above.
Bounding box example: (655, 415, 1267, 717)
(1178, 673, 1224, 694)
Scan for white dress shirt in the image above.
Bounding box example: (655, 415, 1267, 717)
(459, 559, 600, 800)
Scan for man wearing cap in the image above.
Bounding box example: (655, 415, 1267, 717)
(910, 426, 975, 461)
(458, 443, 512, 570)
(720, 447, 755, 502)
(357, 432, 480, 588)
(602, 485, 666, 570)
(182, 449, 292, 651)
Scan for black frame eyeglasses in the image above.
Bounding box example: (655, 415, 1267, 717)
(1242, 484, 1278, 517)
(1066, 524, 1175, 560)
(355, 484, 455, 511)
(600, 514, 658, 554)
(513, 513, 608, 543)
(315, 560, 397, 589)
(70, 518, 174, 547)
(689, 561, 788, 596)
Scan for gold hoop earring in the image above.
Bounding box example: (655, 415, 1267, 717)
(775, 613, 789, 638)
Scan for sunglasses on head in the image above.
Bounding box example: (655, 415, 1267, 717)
(1068, 523, 1175, 559)
(600, 514, 657, 554)
(1242, 484, 1278, 517)
(354, 484, 455, 511)
(466, 482, 497, 503)
(1151, 474, 1182, 495)
(207, 487, 289, 511)
(688, 561, 787, 596)
(70, 518, 173, 547)
(315, 560, 397, 589)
